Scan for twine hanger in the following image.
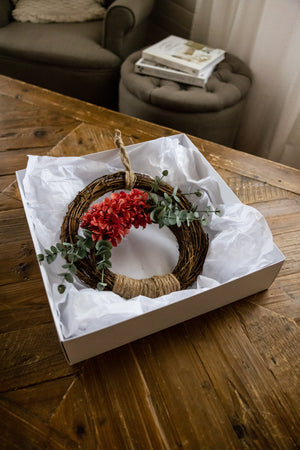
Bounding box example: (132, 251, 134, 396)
(114, 129, 136, 190)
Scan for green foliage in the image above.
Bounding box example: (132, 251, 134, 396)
(147, 171, 221, 229)
(38, 232, 113, 294)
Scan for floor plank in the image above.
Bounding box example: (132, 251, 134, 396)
(0, 278, 52, 333)
(0, 323, 79, 392)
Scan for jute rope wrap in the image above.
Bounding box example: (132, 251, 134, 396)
(60, 131, 209, 299)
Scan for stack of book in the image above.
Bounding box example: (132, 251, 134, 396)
(135, 35, 225, 88)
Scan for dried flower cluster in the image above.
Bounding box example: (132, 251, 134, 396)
(80, 189, 152, 247)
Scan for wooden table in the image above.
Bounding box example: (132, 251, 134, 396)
(0, 74, 299, 449)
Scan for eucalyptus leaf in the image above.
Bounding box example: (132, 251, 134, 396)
(46, 255, 55, 264)
(69, 264, 77, 274)
(164, 193, 172, 204)
(97, 282, 107, 291)
(77, 247, 87, 258)
(58, 284, 66, 294)
(201, 216, 209, 226)
(83, 229, 92, 238)
(65, 273, 73, 283)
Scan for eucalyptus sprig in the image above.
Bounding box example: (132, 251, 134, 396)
(148, 170, 221, 228)
(37, 229, 112, 294)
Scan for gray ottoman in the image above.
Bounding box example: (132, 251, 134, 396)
(119, 50, 252, 147)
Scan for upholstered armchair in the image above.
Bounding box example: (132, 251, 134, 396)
(0, 0, 154, 109)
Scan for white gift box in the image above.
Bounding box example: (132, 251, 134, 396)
(16, 134, 284, 364)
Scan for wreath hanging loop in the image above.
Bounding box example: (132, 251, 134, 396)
(114, 129, 136, 190)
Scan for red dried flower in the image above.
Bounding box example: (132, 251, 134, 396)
(80, 189, 152, 246)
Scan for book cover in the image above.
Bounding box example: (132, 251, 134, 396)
(142, 35, 225, 76)
(134, 58, 214, 88)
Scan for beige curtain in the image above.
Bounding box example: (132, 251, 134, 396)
(191, 0, 300, 169)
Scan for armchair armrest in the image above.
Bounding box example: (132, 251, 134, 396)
(0, 0, 13, 27)
(103, 0, 154, 59)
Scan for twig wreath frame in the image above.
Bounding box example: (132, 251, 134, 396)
(41, 131, 209, 299)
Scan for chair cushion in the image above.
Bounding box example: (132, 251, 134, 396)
(121, 50, 252, 113)
(0, 21, 120, 69)
(12, 0, 106, 24)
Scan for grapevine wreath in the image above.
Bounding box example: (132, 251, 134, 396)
(38, 130, 216, 299)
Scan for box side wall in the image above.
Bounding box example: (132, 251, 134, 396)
(63, 258, 284, 364)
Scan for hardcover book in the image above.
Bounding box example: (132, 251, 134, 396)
(134, 57, 214, 87)
(142, 35, 225, 76)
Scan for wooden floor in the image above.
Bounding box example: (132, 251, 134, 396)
(0, 75, 299, 449)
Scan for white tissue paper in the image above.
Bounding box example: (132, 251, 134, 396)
(21, 134, 278, 340)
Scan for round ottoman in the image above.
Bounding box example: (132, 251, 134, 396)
(119, 50, 252, 147)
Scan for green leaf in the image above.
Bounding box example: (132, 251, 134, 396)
(150, 209, 157, 222)
(162, 170, 168, 176)
(45, 249, 53, 256)
(201, 216, 209, 226)
(195, 190, 202, 197)
(56, 243, 64, 251)
(58, 284, 66, 294)
(77, 247, 87, 259)
(97, 282, 107, 291)
(151, 182, 159, 193)
(50, 246, 57, 254)
(46, 254, 55, 264)
(63, 242, 73, 247)
(179, 210, 188, 221)
(64, 273, 73, 283)
(215, 209, 222, 216)
(69, 264, 77, 274)
(83, 229, 92, 238)
(157, 206, 167, 219)
(148, 192, 158, 204)
(96, 240, 112, 251)
(37, 254, 44, 262)
(167, 215, 177, 226)
(67, 253, 75, 263)
(173, 195, 181, 203)
(164, 193, 172, 204)
(85, 238, 95, 250)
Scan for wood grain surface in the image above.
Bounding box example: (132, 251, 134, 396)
(0, 75, 299, 449)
